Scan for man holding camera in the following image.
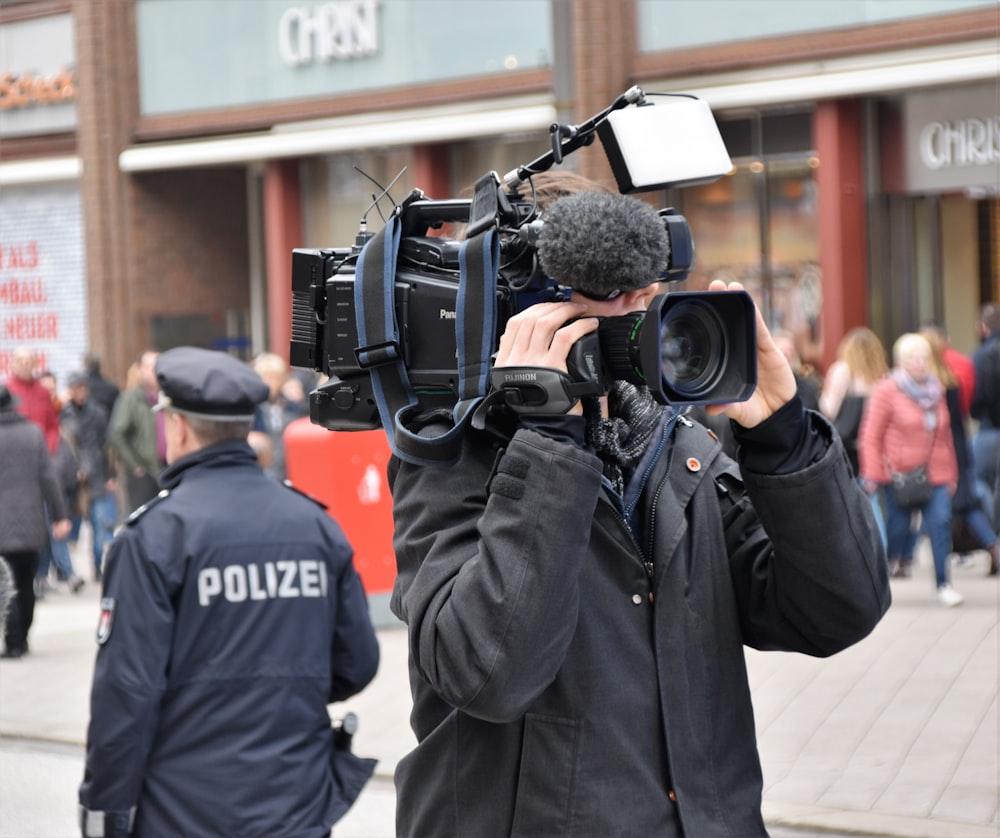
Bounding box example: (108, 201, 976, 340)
(79, 347, 379, 838)
(387, 193, 890, 836)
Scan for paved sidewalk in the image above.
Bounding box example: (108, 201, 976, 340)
(1, 541, 997, 837)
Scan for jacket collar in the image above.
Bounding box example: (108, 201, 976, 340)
(159, 440, 259, 490)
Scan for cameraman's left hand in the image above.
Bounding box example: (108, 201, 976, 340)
(703, 279, 797, 429)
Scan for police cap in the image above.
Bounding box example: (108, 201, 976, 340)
(153, 347, 269, 421)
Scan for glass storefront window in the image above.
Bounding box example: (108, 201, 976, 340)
(767, 157, 823, 364)
(300, 134, 548, 248)
(675, 155, 822, 366)
(136, 0, 552, 116)
(302, 147, 418, 249)
(636, 0, 996, 54)
(670, 110, 822, 366)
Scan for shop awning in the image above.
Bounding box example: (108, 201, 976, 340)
(0, 156, 81, 186)
(647, 39, 1000, 110)
(119, 95, 557, 172)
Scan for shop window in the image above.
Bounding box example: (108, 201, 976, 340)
(669, 110, 822, 366)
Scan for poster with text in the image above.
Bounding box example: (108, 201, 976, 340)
(0, 181, 87, 387)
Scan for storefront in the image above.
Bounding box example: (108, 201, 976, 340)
(870, 82, 999, 354)
(114, 0, 557, 371)
(3, 0, 996, 381)
(636, 7, 999, 366)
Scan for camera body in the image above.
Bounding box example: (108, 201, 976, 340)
(290, 191, 641, 431)
(289, 89, 756, 459)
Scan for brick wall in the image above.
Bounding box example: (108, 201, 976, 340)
(128, 168, 250, 357)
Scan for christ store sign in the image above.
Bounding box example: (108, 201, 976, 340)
(904, 83, 1000, 194)
(278, 0, 380, 67)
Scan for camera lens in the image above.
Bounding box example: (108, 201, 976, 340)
(658, 300, 728, 400)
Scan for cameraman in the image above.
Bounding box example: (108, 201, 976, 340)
(386, 193, 890, 836)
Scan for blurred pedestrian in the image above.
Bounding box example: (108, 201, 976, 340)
(251, 351, 305, 481)
(820, 327, 889, 474)
(80, 347, 379, 837)
(921, 327, 998, 575)
(772, 328, 821, 412)
(82, 351, 120, 420)
(62, 371, 116, 582)
(107, 350, 163, 516)
(970, 302, 1000, 535)
(4, 345, 59, 453)
(0, 384, 72, 658)
(821, 326, 890, 546)
(859, 333, 961, 605)
(33, 370, 85, 595)
(920, 322, 976, 421)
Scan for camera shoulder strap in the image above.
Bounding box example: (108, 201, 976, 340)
(453, 229, 499, 420)
(355, 217, 498, 466)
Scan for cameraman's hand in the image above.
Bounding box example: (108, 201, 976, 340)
(494, 302, 598, 417)
(703, 280, 797, 429)
(495, 302, 597, 371)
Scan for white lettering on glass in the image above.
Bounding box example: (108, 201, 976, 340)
(278, 1, 379, 68)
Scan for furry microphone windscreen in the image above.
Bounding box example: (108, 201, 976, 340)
(536, 192, 670, 299)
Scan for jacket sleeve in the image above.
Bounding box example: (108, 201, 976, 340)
(37, 433, 68, 521)
(730, 412, 891, 656)
(388, 428, 605, 723)
(328, 540, 380, 703)
(79, 527, 175, 831)
(107, 392, 140, 473)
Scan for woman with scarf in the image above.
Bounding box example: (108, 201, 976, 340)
(859, 333, 961, 605)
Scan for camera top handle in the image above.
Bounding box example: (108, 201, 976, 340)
(501, 85, 645, 190)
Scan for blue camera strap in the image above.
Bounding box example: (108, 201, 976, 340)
(354, 216, 499, 466)
(454, 229, 499, 421)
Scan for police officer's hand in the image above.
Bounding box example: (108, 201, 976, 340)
(703, 280, 797, 429)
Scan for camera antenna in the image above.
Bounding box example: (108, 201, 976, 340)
(354, 166, 408, 245)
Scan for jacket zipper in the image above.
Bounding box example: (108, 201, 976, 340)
(621, 411, 683, 581)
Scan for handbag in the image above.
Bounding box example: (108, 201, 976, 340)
(889, 464, 934, 509)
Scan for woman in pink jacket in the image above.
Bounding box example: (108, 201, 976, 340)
(859, 333, 960, 606)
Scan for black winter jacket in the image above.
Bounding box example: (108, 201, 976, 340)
(0, 410, 67, 552)
(388, 408, 890, 837)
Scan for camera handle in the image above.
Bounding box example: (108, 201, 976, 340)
(503, 85, 645, 188)
(488, 366, 596, 414)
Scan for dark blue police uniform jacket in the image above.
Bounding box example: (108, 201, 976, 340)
(79, 441, 379, 837)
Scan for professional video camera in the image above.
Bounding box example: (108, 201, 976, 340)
(290, 87, 756, 465)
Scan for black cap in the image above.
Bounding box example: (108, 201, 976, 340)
(154, 347, 268, 421)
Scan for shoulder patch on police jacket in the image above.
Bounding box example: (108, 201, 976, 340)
(96, 597, 116, 645)
(124, 489, 171, 526)
(281, 479, 328, 510)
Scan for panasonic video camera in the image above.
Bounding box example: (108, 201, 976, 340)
(290, 88, 756, 450)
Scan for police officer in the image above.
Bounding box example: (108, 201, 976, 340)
(79, 347, 380, 837)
